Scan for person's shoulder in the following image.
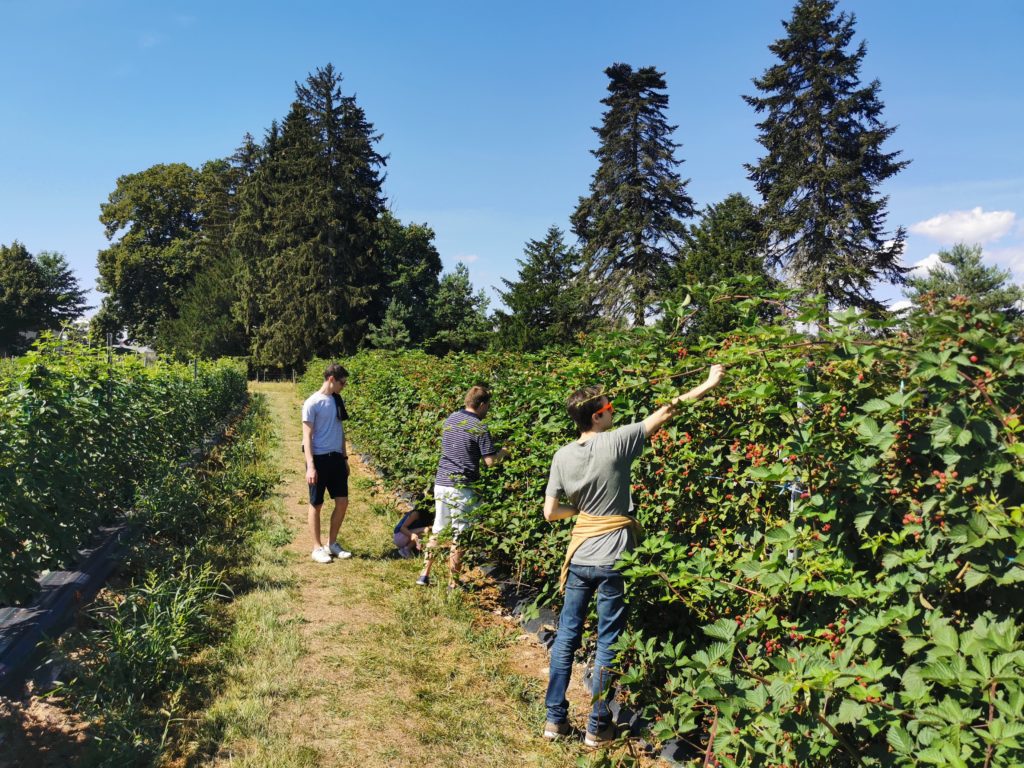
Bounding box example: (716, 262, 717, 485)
(303, 391, 328, 409)
(551, 440, 579, 463)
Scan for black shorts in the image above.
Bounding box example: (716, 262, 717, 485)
(309, 452, 349, 506)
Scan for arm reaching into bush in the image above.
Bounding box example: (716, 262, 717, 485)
(642, 364, 725, 437)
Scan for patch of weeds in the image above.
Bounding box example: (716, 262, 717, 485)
(368, 498, 399, 518)
(350, 474, 376, 492)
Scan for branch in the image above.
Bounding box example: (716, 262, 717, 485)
(702, 706, 719, 768)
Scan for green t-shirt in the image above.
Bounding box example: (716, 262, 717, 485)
(545, 421, 647, 566)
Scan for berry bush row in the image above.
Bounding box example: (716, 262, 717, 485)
(315, 291, 1024, 767)
(0, 336, 247, 604)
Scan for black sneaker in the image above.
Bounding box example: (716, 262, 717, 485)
(415, 574, 429, 587)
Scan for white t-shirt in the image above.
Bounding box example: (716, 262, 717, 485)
(301, 392, 345, 455)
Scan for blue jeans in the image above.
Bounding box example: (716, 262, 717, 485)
(544, 563, 626, 734)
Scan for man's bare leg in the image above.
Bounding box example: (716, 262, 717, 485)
(328, 497, 348, 543)
(309, 503, 324, 548)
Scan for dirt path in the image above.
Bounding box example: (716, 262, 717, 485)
(197, 382, 587, 768)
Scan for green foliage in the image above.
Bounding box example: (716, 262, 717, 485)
(237, 65, 387, 367)
(375, 211, 443, 345)
(0, 242, 88, 354)
(665, 194, 776, 339)
(906, 243, 1024, 321)
(0, 336, 246, 604)
(494, 226, 599, 351)
(572, 63, 695, 325)
(745, 0, 909, 312)
(428, 263, 492, 354)
(96, 162, 210, 343)
(48, 397, 279, 765)
(332, 288, 1024, 766)
(157, 250, 248, 359)
(366, 298, 413, 350)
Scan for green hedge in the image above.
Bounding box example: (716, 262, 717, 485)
(0, 336, 247, 604)
(315, 291, 1024, 767)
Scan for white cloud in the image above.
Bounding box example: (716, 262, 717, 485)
(888, 299, 913, 313)
(138, 33, 161, 49)
(909, 207, 1016, 244)
(909, 252, 943, 275)
(456, 253, 480, 264)
(986, 246, 1024, 275)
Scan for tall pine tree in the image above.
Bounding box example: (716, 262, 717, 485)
(745, 0, 909, 313)
(240, 64, 387, 368)
(572, 63, 694, 325)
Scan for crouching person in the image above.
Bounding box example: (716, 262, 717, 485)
(542, 365, 724, 746)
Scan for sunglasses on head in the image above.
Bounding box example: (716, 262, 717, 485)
(594, 400, 614, 416)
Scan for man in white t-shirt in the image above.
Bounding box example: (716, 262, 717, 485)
(301, 363, 352, 563)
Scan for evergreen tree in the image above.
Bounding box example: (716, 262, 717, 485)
(231, 127, 276, 344)
(95, 163, 205, 342)
(906, 243, 1024, 319)
(375, 212, 442, 345)
(243, 64, 388, 368)
(296, 63, 387, 351)
(365, 299, 413, 350)
(428, 263, 491, 354)
(745, 0, 909, 312)
(572, 63, 695, 325)
(665, 194, 776, 338)
(494, 226, 597, 350)
(157, 252, 247, 358)
(249, 102, 336, 368)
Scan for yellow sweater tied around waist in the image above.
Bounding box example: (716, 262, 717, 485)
(559, 512, 644, 593)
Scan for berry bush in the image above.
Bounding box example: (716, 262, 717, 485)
(0, 336, 247, 604)
(314, 292, 1024, 767)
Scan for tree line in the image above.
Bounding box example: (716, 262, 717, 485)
(2, 0, 1019, 360)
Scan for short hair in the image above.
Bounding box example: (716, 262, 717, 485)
(324, 363, 348, 382)
(566, 385, 606, 433)
(464, 384, 492, 410)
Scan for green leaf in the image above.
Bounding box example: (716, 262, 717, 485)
(887, 725, 914, 755)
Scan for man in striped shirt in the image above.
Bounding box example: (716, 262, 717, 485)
(416, 384, 509, 588)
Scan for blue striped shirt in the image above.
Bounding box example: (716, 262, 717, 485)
(434, 409, 496, 487)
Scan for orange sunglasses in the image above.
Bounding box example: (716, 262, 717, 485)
(594, 400, 614, 416)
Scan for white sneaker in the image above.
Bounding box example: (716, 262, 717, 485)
(328, 542, 352, 559)
(311, 546, 332, 563)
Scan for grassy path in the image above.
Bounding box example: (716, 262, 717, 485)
(192, 382, 581, 768)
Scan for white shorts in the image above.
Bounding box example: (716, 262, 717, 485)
(433, 484, 476, 539)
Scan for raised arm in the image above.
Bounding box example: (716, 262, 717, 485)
(642, 364, 726, 437)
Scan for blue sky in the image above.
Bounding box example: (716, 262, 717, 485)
(2, 0, 1022, 314)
